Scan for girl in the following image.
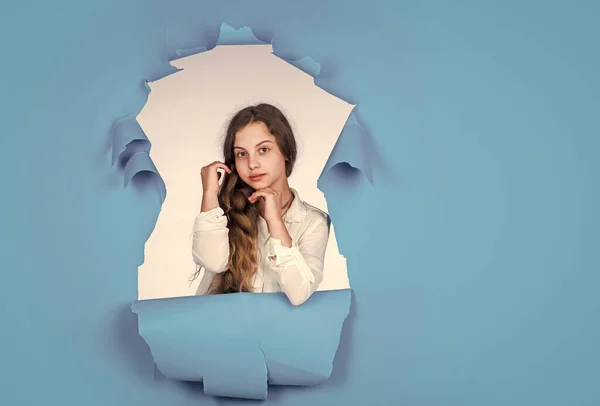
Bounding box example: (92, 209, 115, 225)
(191, 103, 331, 306)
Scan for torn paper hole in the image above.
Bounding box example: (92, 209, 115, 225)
(137, 40, 354, 301)
(111, 22, 369, 400)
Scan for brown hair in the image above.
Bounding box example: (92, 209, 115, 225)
(207, 103, 297, 294)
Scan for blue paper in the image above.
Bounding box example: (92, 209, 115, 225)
(111, 116, 167, 203)
(280, 56, 321, 78)
(133, 290, 351, 400)
(171, 23, 266, 62)
(216, 22, 267, 45)
(323, 111, 375, 183)
(5, 1, 600, 405)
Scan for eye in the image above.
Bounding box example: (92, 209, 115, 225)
(259, 147, 270, 153)
(236, 151, 246, 158)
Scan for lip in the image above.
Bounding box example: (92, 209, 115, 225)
(249, 173, 266, 181)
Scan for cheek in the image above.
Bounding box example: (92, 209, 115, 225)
(265, 154, 285, 172)
(276, 155, 288, 172)
(234, 159, 248, 176)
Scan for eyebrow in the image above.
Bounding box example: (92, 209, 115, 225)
(233, 140, 273, 150)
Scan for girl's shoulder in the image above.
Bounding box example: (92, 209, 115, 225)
(301, 201, 331, 227)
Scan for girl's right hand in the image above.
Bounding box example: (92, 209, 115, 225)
(201, 161, 232, 195)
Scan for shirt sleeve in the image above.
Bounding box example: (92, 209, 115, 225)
(264, 214, 331, 306)
(192, 207, 230, 274)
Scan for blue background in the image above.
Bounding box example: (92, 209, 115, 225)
(1, 0, 598, 405)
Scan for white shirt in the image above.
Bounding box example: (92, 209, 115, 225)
(192, 188, 331, 306)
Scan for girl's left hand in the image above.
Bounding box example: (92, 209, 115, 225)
(248, 188, 282, 223)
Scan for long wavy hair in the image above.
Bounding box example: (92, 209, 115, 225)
(205, 103, 297, 294)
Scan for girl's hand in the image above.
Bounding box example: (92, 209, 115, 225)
(248, 188, 283, 223)
(200, 161, 231, 195)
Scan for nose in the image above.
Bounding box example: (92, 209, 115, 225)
(247, 153, 260, 170)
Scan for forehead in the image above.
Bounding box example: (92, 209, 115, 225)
(234, 121, 275, 147)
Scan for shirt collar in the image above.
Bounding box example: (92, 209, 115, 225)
(283, 187, 307, 223)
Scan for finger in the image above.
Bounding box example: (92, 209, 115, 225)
(263, 188, 279, 197)
(210, 161, 232, 173)
(256, 188, 278, 199)
(248, 190, 267, 202)
(249, 189, 274, 200)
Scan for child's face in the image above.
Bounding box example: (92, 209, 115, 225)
(233, 121, 287, 190)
